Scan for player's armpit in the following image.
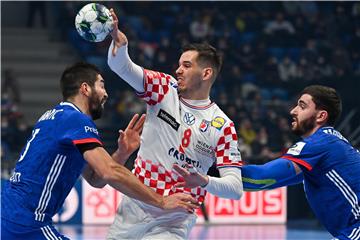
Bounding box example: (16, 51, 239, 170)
(241, 158, 303, 191)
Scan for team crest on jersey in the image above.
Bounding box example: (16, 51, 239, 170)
(211, 116, 226, 130)
(199, 120, 210, 132)
(183, 112, 195, 126)
(287, 142, 306, 156)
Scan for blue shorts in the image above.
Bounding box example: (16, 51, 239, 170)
(1, 218, 69, 240)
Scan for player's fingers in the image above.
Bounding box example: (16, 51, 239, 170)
(173, 164, 189, 177)
(127, 114, 139, 129)
(109, 8, 118, 22)
(134, 114, 146, 132)
(186, 164, 197, 174)
(112, 43, 118, 56)
(178, 202, 196, 213)
(179, 193, 199, 205)
(174, 182, 186, 188)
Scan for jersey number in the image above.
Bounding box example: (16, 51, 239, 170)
(19, 128, 40, 162)
(179, 128, 192, 153)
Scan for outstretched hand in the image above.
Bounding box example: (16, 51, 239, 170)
(173, 164, 209, 189)
(109, 8, 128, 56)
(162, 193, 200, 213)
(115, 114, 146, 164)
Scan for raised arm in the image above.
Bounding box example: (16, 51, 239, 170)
(107, 9, 144, 92)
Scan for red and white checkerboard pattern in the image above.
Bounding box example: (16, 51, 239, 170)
(133, 156, 207, 203)
(216, 122, 243, 168)
(137, 69, 171, 106)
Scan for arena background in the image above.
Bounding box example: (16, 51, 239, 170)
(1, 1, 360, 239)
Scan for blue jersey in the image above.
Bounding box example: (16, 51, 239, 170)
(1, 102, 102, 227)
(282, 126, 360, 238)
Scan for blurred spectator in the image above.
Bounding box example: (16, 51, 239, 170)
(27, 1, 47, 28)
(278, 56, 298, 82)
(2, 69, 21, 104)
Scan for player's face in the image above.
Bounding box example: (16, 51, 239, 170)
(89, 75, 108, 120)
(290, 94, 317, 137)
(175, 50, 203, 97)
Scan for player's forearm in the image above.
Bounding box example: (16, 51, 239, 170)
(241, 158, 301, 191)
(107, 42, 144, 92)
(204, 168, 243, 199)
(82, 165, 107, 188)
(104, 163, 163, 208)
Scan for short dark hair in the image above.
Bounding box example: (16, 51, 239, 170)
(182, 43, 223, 80)
(60, 62, 101, 100)
(301, 85, 342, 126)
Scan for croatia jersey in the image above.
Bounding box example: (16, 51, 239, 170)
(133, 69, 242, 203)
(1, 102, 102, 227)
(282, 126, 360, 238)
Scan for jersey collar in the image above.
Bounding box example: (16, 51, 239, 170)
(60, 102, 82, 113)
(180, 97, 214, 110)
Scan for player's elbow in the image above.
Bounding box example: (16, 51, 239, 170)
(231, 186, 243, 200)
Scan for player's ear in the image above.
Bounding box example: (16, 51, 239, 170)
(202, 67, 213, 82)
(317, 110, 328, 125)
(80, 82, 91, 97)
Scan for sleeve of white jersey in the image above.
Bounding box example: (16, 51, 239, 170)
(204, 167, 243, 199)
(107, 41, 145, 92)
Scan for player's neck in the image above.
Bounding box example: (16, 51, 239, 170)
(66, 97, 90, 117)
(301, 125, 322, 138)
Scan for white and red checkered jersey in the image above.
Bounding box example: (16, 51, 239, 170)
(133, 69, 242, 203)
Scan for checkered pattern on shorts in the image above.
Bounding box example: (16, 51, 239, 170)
(216, 122, 243, 168)
(133, 156, 207, 203)
(137, 69, 170, 106)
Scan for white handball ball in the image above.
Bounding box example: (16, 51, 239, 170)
(75, 3, 113, 42)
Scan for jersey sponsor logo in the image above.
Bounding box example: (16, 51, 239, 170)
(183, 112, 195, 126)
(199, 119, 210, 132)
(168, 147, 201, 168)
(211, 116, 226, 130)
(287, 142, 306, 156)
(194, 140, 214, 158)
(84, 126, 99, 135)
(157, 109, 180, 131)
(38, 109, 63, 122)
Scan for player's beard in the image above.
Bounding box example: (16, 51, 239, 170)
(291, 115, 316, 137)
(89, 90, 105, 120)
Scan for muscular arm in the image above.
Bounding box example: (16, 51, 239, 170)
(241, 158, 303, 191)
(83, 147, 164, 208)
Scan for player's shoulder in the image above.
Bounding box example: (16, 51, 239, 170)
(208, 104, 234, 131)
(59, 102, 95, 126)
(286, 127, 334, 156)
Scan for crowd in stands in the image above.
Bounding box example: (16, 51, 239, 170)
(2, 2, 360, 176)
(65, 1, 357, 165)
(1, 69, 30, 178)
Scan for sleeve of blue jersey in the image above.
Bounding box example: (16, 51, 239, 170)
(241, 158, 302, 191)
(282, 139, 327, 172)
(60, 112, 102, 145)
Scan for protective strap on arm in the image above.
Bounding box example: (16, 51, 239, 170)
(241, 158, 303, 191)
(107, 42, 144, 92)
(204, 167, 243, 199)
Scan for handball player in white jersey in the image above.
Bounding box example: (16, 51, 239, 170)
(106, 9, 243, 239)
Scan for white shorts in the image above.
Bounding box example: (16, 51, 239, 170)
(106, 195, 197, 240)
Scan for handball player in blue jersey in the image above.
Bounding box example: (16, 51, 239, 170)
(176, 85, 360, 239)
(1, 62, 198, 240)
